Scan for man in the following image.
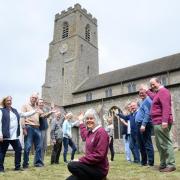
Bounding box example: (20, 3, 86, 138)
(21, 94, 43, 168)
(50, 111, 64, 164)
(135, 86, 154, 166)
(116, 102, 140, 163)
(145, 78, 176, 172)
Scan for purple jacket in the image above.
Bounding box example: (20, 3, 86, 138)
(147, 87, 173, 125)
(79, 124, 109, 176)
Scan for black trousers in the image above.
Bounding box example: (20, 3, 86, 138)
(109, 137, 115, 161)
(0, 139, 22, 171)
(66, 161, 105, 180)
(51, 139, 62, 164)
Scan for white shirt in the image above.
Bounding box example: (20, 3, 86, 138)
(0, 109, 36, 140)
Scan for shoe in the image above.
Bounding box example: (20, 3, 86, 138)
(160, 166, 176, 172)
(22, 165, 29, 169)
(64, 161, 69, 165)
(141, 164, 148, 166)
(159, 166, 166, 170)
(0, 169, 4, 173)
(34, 163, 44, 167)
(14, 167, 24, 171)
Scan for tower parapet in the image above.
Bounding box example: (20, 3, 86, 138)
(55, 3, 97, 25)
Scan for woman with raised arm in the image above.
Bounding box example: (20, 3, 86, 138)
(66, 108, 109, 180)
(0, 96, 38, 172)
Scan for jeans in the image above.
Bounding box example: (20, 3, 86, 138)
(129, 133, 140, 163)
(123, 134, 131, 161)
(40, 130, 47, 162)
(66, 161, 105, 180)
(136, 123, 154, 166)
(63, 137, 77, 162)
(51, 139, 62, 164)
(23, 125, 43, 167)
(0, 139, 22, 171)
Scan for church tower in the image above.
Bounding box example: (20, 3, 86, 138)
(42, 4, 99, 106)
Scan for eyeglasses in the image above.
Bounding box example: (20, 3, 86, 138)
(86, 117, 94, 120)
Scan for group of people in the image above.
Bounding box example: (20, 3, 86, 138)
(0, 94, 54, 171)
(0, 94, 109, 180)
(0, 76, 176, 179)
(110, 77, 175, 173)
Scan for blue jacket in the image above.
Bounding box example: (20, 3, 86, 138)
(117, 112, 138, 135)
(1, 107, 20, 138)
(135, 96, 152, 126)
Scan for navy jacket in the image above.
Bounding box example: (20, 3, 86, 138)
(117, 112, 138, 135)
(39, 117, 48, 130)
(1, 107, 20, 138)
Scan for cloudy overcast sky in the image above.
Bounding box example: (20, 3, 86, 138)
(1, 0, 180, 109)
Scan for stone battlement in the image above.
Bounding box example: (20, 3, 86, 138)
(55, 3, 97, 24)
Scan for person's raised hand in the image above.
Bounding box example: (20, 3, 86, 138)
(78, 112, 84, 124)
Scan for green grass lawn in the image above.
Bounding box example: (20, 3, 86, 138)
(0, 151, 180, 180)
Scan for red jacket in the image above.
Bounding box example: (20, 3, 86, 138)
(147, 87, 173, 125)
(79, 124, 109, 176)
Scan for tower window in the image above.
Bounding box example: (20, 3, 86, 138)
(128, 82, 136, 93)
(62, 68, 64, 76)
(86, 92, 92, 101)
(87, 66, 90, 75)
(105, 88, 112, 97)
(62, 22, 69, 39)
(85, 24, 90, 41)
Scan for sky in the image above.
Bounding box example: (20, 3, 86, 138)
(1, 0, 180, 110)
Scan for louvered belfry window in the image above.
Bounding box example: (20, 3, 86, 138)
(85, 24, 90, 41)
(62, 22, 69, 39)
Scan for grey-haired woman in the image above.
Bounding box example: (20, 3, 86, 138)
(66, 108, 109, 180)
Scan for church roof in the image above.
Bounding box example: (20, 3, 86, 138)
(73, 53, 180, 94)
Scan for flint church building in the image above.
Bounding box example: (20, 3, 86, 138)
(42, 4, 180, 152)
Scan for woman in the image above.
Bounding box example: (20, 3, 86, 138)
(62, 112, 78, 163)
(0, 96, 37, 172)
(66, 108, 109, 180)
(105, 116, 115, 161)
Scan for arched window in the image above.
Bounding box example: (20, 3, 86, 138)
(62, 22, 69, 39)
(108, 106, 123, 139)
(128, 82, 136, 93)
(85, 24, 90, 41)
(86, 92, 92, 101)
(105, 88, 112, 97)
